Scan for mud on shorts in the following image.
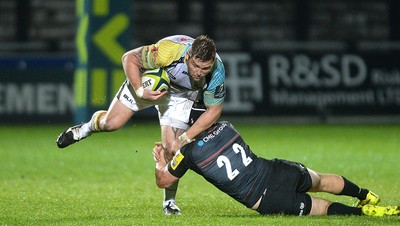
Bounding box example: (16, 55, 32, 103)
(116, 80, 197, 130)
(256, 158, 313, 216)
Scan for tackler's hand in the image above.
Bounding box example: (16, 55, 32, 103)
(153, 142, 167, 164)
(171, 140, 182, 155)
(153, 142, 165, 163)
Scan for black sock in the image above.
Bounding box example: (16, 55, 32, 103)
(327, 202, 362, 215)
(339, 176, 368, 200)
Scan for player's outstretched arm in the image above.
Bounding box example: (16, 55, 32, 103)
(153, 142, 179, 188)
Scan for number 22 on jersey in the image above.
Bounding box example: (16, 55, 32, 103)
(217, 143, 253, 180)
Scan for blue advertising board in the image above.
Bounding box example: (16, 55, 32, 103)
(0, 56, 74, 123)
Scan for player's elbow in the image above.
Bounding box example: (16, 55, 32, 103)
(156, 180, 165, 188)
(155, 172, 176, 188)
(155, 167, 178, 188)
(155, 177, 172, 188)
(121, 52, 133, 66)
(121, 50, 132, 63)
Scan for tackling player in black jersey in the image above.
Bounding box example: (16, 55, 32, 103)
(153, 121, 399, 216)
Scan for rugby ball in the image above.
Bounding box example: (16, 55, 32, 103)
(141, 68, 170, 92)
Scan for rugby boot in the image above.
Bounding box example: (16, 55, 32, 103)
(163, 201, 181, 215)
(362, 204, 400, 217)
(356, 191, 380, 207)
(56, 123, 90, 148)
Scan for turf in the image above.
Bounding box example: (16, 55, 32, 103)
(0, 121, 399, 225)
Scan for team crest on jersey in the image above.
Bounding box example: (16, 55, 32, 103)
(170, 150, 184, 170)
(214, 84, 225, 98)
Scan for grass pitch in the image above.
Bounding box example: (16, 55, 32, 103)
(0, 121, 399, 225)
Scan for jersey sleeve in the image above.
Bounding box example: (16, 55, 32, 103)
(203, 59, 226, 106)
(167, 150, 189, 178)
(141, 39, 187, 69)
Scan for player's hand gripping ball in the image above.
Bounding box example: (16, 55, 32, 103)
(141, 68, 170, 92)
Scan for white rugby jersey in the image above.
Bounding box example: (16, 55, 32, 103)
(141, 35, 225, 106)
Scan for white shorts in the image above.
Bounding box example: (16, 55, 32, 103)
(116, 80, 198, 130)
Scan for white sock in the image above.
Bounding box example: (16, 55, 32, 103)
(88, 110, 107, 132)
(78, 122, 92, 139)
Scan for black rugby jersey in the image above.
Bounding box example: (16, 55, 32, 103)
(168, 121, 270, 208)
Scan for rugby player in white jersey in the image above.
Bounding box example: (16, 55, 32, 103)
(56, 35, 226, 215)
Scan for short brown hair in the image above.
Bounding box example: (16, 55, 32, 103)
(190, 35, 216, 62)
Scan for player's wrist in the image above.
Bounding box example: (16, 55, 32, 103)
(135, 86, 144, 98)
(155, 162, 163, 170)
(178, 132, 194, 146)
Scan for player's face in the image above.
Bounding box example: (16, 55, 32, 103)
(186, 55, 214, 81)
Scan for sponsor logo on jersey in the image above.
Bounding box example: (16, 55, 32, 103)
(214, 84, 225, 98)
(197, 140, 205, 147)
(170, 150, 185, 170)
(202, 123, 227, 143)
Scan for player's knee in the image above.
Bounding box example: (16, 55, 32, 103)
(317, 174, 333, 191)
(98, 116, 123, 131)
(100, 122, 118, 131)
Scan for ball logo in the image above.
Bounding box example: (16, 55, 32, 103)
(141, 68, 170, 92)
(142, 79, 153, 89)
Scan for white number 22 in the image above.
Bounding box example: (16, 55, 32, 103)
(217, 143, 253, 180)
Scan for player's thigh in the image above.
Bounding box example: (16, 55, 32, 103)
(103, 97, 135, 130)
(309, 196, 330, 216)
(161, 125, 185, 151)
(306, 168, 321, 192)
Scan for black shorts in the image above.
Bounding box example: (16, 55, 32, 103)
(256, 158, 312, 216)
